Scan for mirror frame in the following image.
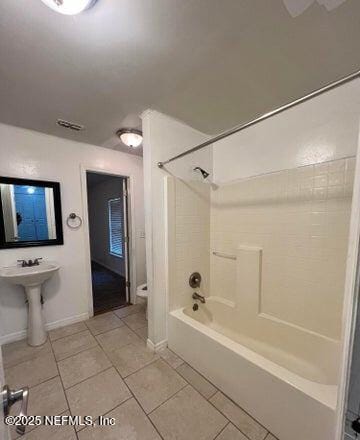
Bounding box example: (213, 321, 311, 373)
(0, 176, 64, 249)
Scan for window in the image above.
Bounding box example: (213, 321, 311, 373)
(108, 198, 123, 257)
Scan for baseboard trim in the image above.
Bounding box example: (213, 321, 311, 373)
(147, 338, 168, 353)
(0, 313, 89, 346)
(46, 313, 89, 332)
(0, 330, 28, 345)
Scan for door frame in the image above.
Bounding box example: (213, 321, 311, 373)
(80, 165, 137, 318)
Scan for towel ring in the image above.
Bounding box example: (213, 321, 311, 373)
(66, 213, 83, 229)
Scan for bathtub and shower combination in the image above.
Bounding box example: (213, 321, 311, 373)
(167, 174, 350, 440)
(161, 76, 360, 440)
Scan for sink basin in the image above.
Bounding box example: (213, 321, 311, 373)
(0, 262, 60, 346)
(0, 262, 59, 287)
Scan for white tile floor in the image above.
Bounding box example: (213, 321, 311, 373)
(2, 305, 278, 440)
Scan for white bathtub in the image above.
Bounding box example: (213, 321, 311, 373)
(168, 297, 338, 440)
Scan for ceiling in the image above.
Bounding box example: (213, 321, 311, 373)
(0, 0, 360, 156)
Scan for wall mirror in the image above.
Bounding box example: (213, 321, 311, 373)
(0, 177, 63, 249)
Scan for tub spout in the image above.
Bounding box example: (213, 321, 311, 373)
(192, 292, 206, 303)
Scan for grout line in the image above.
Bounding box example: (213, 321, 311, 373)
(87, 339, 117, 367)
(64, 366, 114, 392)
(49, 325, 88, 344)
(119, 356, 160, 380)
(122, 388, 166, 440)
(175, 361, 218, 399)
(121, 315, 148, 332)
(213, 422, 230, 440)
(50, 328, 94, 343)
(83, 323, 126, 338)
(3, 342, 53, 371)
(116, 342, 163, 380)
(89, 325, 154, 379)
(48, 337, 72, 416)
(93, 317, 145, 340)
(4, 354, 59, 391)
(54, 343, 100, 362)
(206, 392, 268, 440)
(131, 397, 165, 439)
(51, 328, 100, 362)
(122, 355, 165, 381)
(27, 374, 61, 391)
(96, 337, 146, 357)
(60, 360, 114, 390)
(76, 395, 134, 436)
(57, 363, 128, 434)
(146, 382, 189, 416)
(161, 347, 186, 366)
(213, 390, 270, 435)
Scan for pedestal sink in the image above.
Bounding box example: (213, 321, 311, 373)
(0, 262, 60, 346)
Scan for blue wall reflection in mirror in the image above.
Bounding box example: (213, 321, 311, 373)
(14, 185, 50, 241)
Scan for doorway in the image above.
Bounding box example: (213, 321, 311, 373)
(86, 172, 130, 315)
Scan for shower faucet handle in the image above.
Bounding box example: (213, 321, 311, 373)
(189, 272, 202, 288)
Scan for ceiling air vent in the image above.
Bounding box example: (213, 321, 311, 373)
(56, 119, 84, 131)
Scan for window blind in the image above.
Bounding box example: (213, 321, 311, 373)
(108, 198, 123, 257)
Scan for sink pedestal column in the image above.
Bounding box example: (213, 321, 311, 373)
(25, 285, 47, 346)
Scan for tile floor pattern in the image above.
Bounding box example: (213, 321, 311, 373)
(2, 305, 278, 440)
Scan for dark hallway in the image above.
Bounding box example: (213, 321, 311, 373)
(87, 172, 129, 315)
(91, 261, 127, 314)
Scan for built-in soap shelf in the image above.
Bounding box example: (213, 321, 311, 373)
(212, 251, 237, 260)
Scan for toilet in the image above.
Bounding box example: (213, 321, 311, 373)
(136, 283, 148, 319)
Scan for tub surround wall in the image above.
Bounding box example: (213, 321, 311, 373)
(142, 110, 211, 347)
(211, 157, 355, 340)
(0, 123, 146, 344)
(168, 178, 210, 312)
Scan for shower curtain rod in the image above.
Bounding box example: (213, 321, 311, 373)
(157, 69, 360, 169)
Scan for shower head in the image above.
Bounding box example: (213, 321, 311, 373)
(193, 167, 210, 179)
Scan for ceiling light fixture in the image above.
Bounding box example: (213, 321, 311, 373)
(117, 129, 143, 148)
(40, 0, 97, 15)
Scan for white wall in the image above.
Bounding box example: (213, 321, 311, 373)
(88, 176, 125, 276)
(0, 123, 146, 343)
(213, 79, 360, 183)
(142, 110, 211, 347)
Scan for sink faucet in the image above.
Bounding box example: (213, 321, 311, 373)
(17, 258, 42, 267)
(192, 292, 206, 304)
